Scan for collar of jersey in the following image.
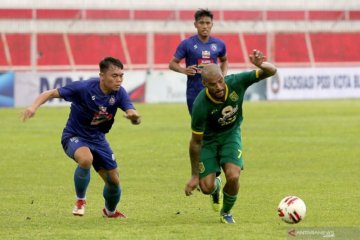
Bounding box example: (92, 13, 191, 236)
(205, 84, 228, 104)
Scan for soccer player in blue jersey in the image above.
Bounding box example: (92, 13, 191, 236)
(184, 50, 277, 223)
(169, 8, 228, 114)
(21, 57, 141, 218)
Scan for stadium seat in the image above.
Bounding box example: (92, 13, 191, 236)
(124, 34, 148, 65)
(243, 34, 267, 58)
(68, 34, 125, 65)
(6, 34, 31, 66)
(212, 34, 244, 63)
(223, 10, 262, 21)
(85, 10, 130, 20)
(37, 34, 69, 65)
(311, 33, 360, 62)
(0, 39, 7, 66)
(154, 33, 181, 64)
(274, 33, 309, 63)
(36, 9, 82, 19)
(0, 9, 32, 19)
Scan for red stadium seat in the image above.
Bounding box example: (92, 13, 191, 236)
(124, 34, 147, 65)
(0, 39, 7, 66)
(68, 34, 125, 65)
(154, 33, 181, 64)
(134, 10, 176, 20)
(36, 9, 81, 19)
(311, 33, 360, 62)
(243, 34, 267, 57)
(85, 10, 130, 20)
(274, 33, 309, 62)
(6, 34, 30, 66)
(0, 9, 32, 19)
(309, 11, 345, 20)
(37, 34, 69, 65)
(223, 10, 262, 21)
(267, 11, 305, 20)
(212, 34, 244, 63)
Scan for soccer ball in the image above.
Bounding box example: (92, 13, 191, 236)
(277, 196, 306, 224)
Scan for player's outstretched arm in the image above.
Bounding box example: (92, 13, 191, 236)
(21, 89, 61, 122)
(124, 109, 141, 125)
(249, 49, 277, 79)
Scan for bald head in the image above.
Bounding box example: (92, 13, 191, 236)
(201, 64, 223, 83)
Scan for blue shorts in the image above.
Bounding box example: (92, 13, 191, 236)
(187, 87, 203, 115)
(61, 136, 117, 171)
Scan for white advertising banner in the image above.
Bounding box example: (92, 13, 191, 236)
(145, 70, 187, 103)
(15, 71, 146, 107)
(267, 68, 360, 100)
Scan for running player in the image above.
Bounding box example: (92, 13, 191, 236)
(21, 57, 141, 218)
(184, 50, 277, 223)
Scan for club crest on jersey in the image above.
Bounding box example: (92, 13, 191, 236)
(202, 50, 210, 59)
(229, 91, 239, 101)
(109, 96, 115, 105)
(211, 44, 217, 51)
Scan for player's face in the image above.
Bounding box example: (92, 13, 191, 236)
(99, 64, 124, 93)
(204, 75, 226, 101)
(194, 16, 213, 39)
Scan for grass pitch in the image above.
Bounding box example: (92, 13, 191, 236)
(0, 100, 359, 240)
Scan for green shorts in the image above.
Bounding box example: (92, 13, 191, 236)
(199, 129, 244, 179)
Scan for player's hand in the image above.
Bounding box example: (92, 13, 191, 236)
(124, 109, 141, 125)
(184, 65, 198, 76)
(249, 49, 266, 67)
(20, 108, 35, 122)
(184, 175, 199, 196)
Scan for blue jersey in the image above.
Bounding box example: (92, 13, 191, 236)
(174, 35, 227, 93)
(58, 78, 134, 143)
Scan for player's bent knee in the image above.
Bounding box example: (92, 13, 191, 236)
(199, 181, 214, 195)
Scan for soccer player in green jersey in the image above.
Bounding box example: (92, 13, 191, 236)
(184, 49, 277, 223)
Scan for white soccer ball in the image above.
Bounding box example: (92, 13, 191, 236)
(277, 196, 306, 224)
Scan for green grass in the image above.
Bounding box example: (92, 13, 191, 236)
(0, 100, 359, 239)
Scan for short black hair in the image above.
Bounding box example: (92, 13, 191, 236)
(194, 8, 213, 21)
(99, 57, 123, 72)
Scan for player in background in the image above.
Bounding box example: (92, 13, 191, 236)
(169, 8, 228, 115)
(21, 57, 141, 218)
(169, 8, 228, 212)
(184, 50, 277, 223)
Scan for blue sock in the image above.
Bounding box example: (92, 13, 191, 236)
(74, 166, 90, 199)
(103, 176, 121, 212)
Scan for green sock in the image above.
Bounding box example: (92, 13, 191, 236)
(221, 192, 237, 214)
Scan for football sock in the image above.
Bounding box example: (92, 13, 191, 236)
(210, 177, 221, 195)
(221, 192, 237, 214)
(103, 177, 121, 212)
(74, 166, 90, 199)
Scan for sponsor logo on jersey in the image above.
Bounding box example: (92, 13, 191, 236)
(202, 50, 211, 59)
(91, 106, 113, 125)
(92, 95, 96, 100)
(193, 44, 198, 49)
(218, 105, 238, 126)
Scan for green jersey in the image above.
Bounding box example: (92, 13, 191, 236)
(191, 70, 260, 139)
